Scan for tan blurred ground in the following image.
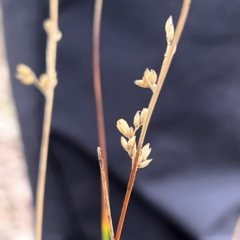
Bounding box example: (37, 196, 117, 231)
(0, 11, 33, 240)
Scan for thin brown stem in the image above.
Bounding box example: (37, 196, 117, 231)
(35, 1, 60, 240)
(97, 148, 115, 240)
(115, 1, 191, 239)
(93, 0, 112, 238)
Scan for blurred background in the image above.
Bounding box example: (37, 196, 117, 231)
(0, 9, 33, 240)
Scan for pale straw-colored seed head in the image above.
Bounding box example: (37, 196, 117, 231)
(138, 159, 152, 169)
(133, 111, 141, 129)
(127, 136, 136, 150)
(134, 69, 157, 89)
(16, 64, 36, 85)
(165, 16, 174, 45)
(117, 119, 130, 138)
(140, 108, 148, 125)
(142, 68, 157, 86)
(120, 136, 128, 151)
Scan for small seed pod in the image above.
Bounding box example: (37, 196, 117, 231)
(117, 119, 130, 138)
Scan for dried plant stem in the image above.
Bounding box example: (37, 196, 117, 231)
(35, 1, 60, 240)
(115, 1, 191, 239)
(93, 0, 111, 240)
(232, 217, 240, 240)
(35, 91, 54, 240)
(97, 148, 115, 240)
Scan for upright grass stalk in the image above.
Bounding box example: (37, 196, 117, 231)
(115, 1, 191, 239)
(16, 1, 61, 240)
(93, 0, 113, 240)
(35, 1, 60, 240)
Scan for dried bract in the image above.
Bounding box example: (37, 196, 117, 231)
(133, 111, 141, 129)
(140, 108, 148, 125)
(128, 127, 134, 139)
(117, 119, 130, 138)
(16, 64, 36, 85)
(165, 16, 174, 46)
(138, 159, 152, 169)
(127, 136, 136, 150)
(120, 136, 128, 151)
(141, 146, 151, 161)
(134, 80, 149, 88)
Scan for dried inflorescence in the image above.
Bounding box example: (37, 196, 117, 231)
(116, 108, 152, 169)
(134, 69, 157, 92)
(116, 16, 176, 171)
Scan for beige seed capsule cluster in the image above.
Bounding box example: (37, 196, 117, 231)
(116, 108, 152, 169)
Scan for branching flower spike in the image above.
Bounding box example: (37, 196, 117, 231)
(115, 1, 191, 239)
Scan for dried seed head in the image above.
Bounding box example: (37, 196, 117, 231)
(16, 64, 36, 85)
(142, 69, 157, 86)
(138, 159, 152, 169)
(127, 136, 136, 150)
(165, 16, 174, 45)
(117, 119, 130, 138)
(140, 108, 148, 125)
(133, 111, 141, 129)
(143, 69, 157, 85)
(120, 136, 128, 151)
(134, 69, 157, 90)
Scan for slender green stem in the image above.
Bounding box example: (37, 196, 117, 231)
(115, 1, 191, 239)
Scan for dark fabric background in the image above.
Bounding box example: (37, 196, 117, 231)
(2, 0, 240, 239)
